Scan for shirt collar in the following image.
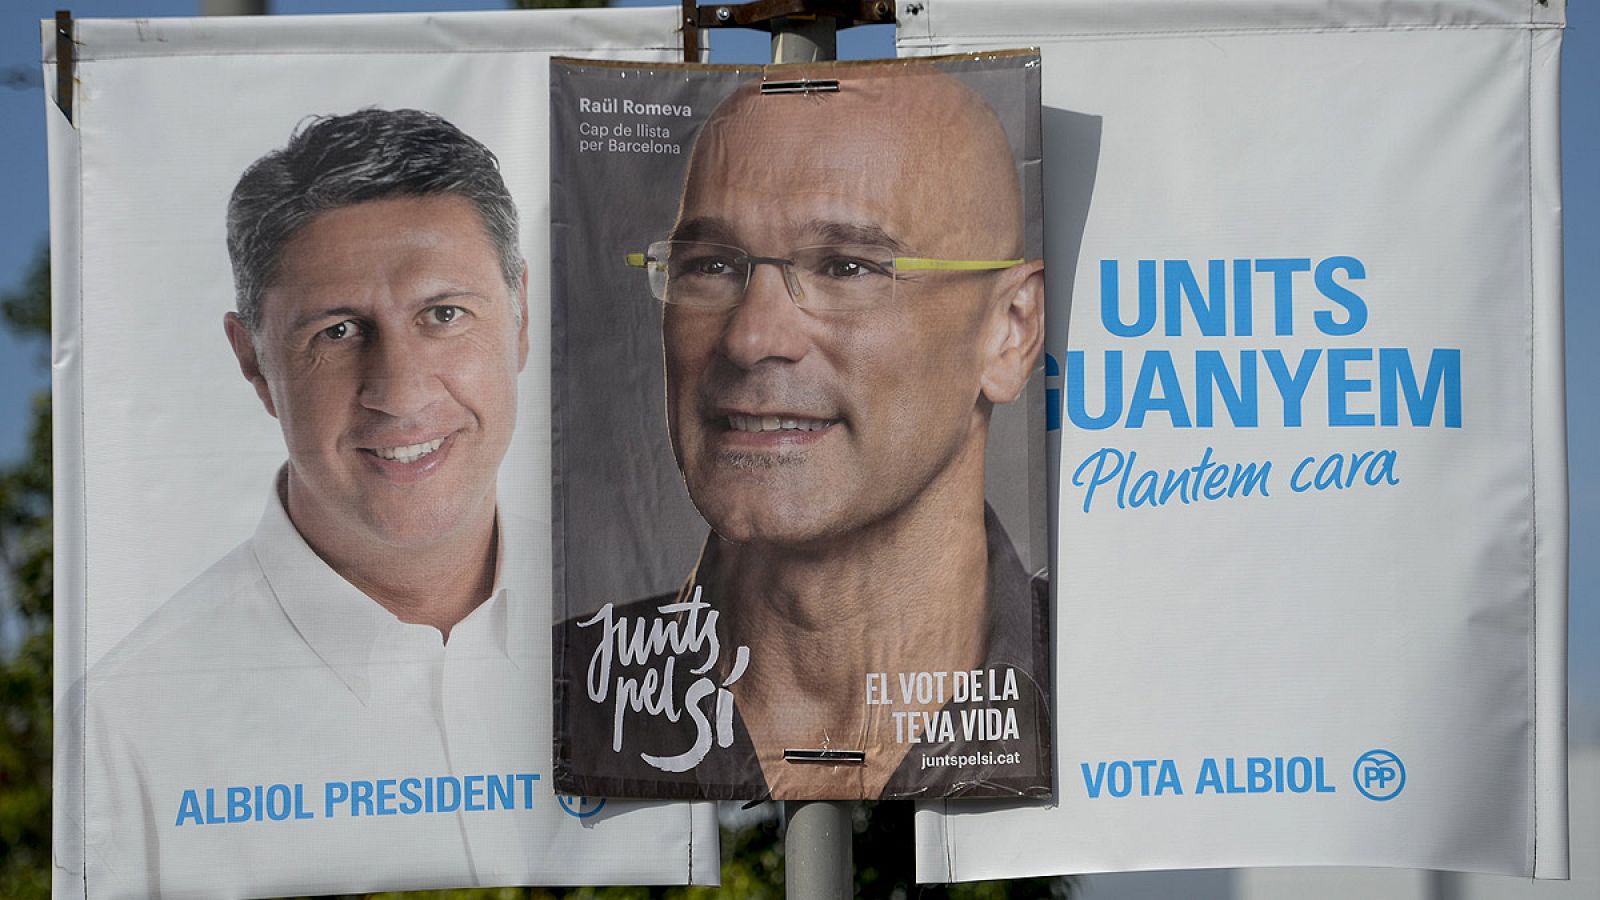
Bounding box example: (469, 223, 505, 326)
(673, 505, 1045, 798)
(249, 470, 523, 702)
(684, 505, 1039, 665)
(979, 503, 1044, 674)
(479, 510, 536, 667)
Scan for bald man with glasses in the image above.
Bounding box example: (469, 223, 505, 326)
(557, 64, 1051, 803)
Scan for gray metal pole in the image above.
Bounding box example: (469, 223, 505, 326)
(771, 14, 838, 65)
(770, 15, 852, 899)
(784, 799, 853, 898)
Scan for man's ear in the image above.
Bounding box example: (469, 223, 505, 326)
(515, 263, 530, 372)
(224, 312, 278, 419)
(978, 258, 1046, 405)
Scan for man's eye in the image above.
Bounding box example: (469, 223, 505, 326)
(427, 305, 464, 325)
(681, 256, 738, 278)
(321, 320, 361, 341)
(819, 256, 886, 279)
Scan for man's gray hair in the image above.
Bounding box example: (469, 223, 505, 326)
(227, 108, 524, 330)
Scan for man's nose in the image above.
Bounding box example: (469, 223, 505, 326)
(718, 262, 812, 369)
(357, 329, 441, 417)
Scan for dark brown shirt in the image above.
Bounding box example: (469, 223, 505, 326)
(554, 507, 1051, 802)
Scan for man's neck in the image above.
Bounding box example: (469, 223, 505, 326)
(282, 476, 499, 641)
(712, 483, 992, 758)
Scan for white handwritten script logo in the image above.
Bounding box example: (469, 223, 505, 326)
(579, 587, 750, 773)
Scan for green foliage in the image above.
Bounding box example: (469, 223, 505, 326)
(0, 247, 49, 347)
(676, 813, 785, 899)
(0, 242, 53, 900)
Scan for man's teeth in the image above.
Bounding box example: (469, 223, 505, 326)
(372, 437, 445, 463)
(727, 414, 832, 433)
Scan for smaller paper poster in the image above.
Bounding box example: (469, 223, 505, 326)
(550, 52, 1053, 802)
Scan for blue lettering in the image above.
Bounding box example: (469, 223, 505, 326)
(1081, 761, 1108, 799)
(1164, 259, 1228, 336)
(464, 775, 486, 812)
(176, 789, 203, 826)
(1225, 757, 1245, 793)
(1075, 446, 1271, 512)
(1045, 352, 1060, 431)
(516, 773, 540, 809)
(1128, 470, 1158, 508)
(436, 776, 461, 813)
(488, 774, 514, 811)
(375, 779, 397, 816)
(1286, 757, 1312, 792)
(1291, 449, 1401, 493)
(1192, 446, 1218, 499)
(1230, 460, 1271, 498)
(1128, 351, 1191, 428)
(1314, 454, 1345, 490)
(1203, 462, 1230, 500)
(1291, 456, 1316, 492)
(1066, 350, 1123, 430)
(1155, 759, 1183, 796)
(1233, 259, 1254, 336)
(1370, 449, 1400, 485)
(399, 778, 422, 814)
(1263, 349, 1320, 427)
(350, 780, 374, 817)
(1158, 458, 1195, 506)
(1132, 759, 1157, 794)
(1100, 259, 1158, 337)
(1327, 348, 1375, 426)
(1316, 757, 1336, 793)
(227, 786, 250, 823)
(1107, 761, 1132, 798)
(1071, 447, 1126, 514)
(1380, 348, 1461, 427)
(324, 781, 348, 819)
(264, 784, 291, 821)
(1248, 757, 1272, 793)
(1195, 350, 1258, 427)
(1256, 258, 1311, 336)
(1313, 256, 1368, 335)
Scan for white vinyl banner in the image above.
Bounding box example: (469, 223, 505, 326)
(900, 0, 1569, 882)
(46, 11, 720, 899)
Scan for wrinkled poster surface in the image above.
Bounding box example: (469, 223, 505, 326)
(550, 53, 1052, 802)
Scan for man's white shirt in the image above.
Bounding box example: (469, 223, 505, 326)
(72, 475, 713, 899)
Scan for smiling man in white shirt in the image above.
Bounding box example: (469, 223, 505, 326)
(222, 108, 529, 641)
(73, 109, 559, 898)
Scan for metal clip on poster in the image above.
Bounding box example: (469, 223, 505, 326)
(784, 748, 868, 764)
(761, 78, 841, 94)
(675, 6, 897, 894)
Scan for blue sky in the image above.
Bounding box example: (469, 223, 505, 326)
(1, 1, 1594, 734)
